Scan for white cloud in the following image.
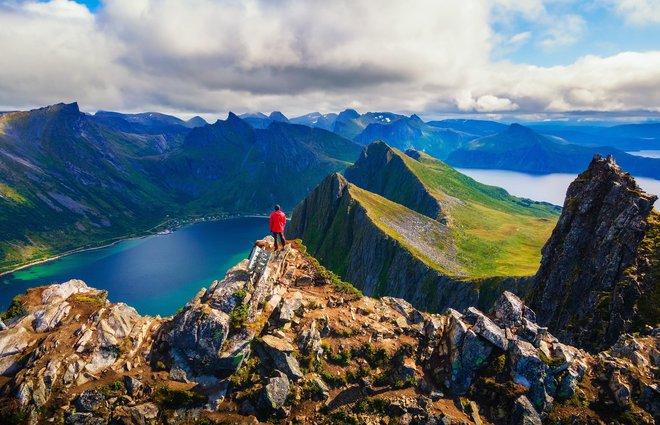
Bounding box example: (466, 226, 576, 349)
(0, 0, 658, 118)
(539, 14, 586, 48)
(610, 0, 660, 25)
(509, 31, 532, 46)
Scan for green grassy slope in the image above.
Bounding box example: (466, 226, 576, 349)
(344, 142, 560, 277)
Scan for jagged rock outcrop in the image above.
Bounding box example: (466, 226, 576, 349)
(1, 238, 657, 424)
(530, 154, 658, 351)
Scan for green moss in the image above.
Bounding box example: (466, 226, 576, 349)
(327, 348, 352, 366)
(229, 304, 249, 332)
(327, 409, 359, 425)
(319, 368, 347, 387)
(154, 387, 207, 409)
(98, 380, 124, 397)
(631, 211, 660, 330)
(232, 288, 248, 304)
(1, 294, 27, 322)
(72, 293, 106, 307)
(539, 350, 564, 368)
(355, 397, 389, 414)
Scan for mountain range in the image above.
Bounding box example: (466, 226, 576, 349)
(2, 101, 659, 275)
(0, 103, 361, 272)
(240, 108, 660, 178)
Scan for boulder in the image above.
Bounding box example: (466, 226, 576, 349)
(494, 291, 524, 327)
(65, 411, 107, 425)
(556, 368, 580, 401)
(609, 371, 632, 409)
(41, 279, 92, 304)
(450, 329, 493, 394)
(75, 389, 105, 413)
(471, 309, 507, 350)
(510, 395, 542, 425)
(276, 292, 303, 322)
(112, 403, 159, 425)
(259, 335, 303, 381)
(509, 340, 555, 413)
(167, 304, 230, 375)
(298, 320, 323, 363)
(423, 316, 445, 341)
(123, 376, 144, 397)
(257, 371, 290, 416)
(32, 302, 72, 332)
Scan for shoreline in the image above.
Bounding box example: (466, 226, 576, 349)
(0, 213, 269, 278)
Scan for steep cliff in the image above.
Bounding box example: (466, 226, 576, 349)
(286, 173, 532, 313)
(1, 239, 657, 424)
(344, 141, 443, 221)
(529, 154, 658, 351)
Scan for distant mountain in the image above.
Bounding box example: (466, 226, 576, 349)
(152, 114, 363, 213)
(289, 112, 338, 131)
(427, 119, 507, 137)
(529, 122, 660, 151)
(353, 114, 475, 159)
(289, 141, 560, 311)
(269, 111, 288, 122)
(0, 103, 174, 270)
(446, 123, 660, 179)
(0, 104, 362, 273)
(239, 111, 290, 128)
(186, 116, 208, 127)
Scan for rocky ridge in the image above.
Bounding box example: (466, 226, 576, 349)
(0, 237, 657, 424)
(530, 154, 658, 351)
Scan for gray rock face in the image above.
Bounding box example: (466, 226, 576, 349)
(509, 340, 555, 413)
(298, 320, 323, 364)
(258, 335, 303, 381)
(530, 155, 657, 351)
(450, 329, 493, 395)
(113, 402, 159, 425)
(257, 371, 290, 416)
(167, 304, 229, 376)
(75, 389, 105, 413)
(510, 395, 542, 425)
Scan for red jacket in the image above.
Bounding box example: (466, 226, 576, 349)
(269, 210, 286, 233)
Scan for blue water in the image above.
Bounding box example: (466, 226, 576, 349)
(0, 217, 268, 317)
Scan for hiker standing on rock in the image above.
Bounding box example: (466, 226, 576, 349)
(270, 204, 287, 250)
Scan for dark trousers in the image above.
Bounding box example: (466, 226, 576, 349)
(273, 232, 286, 249)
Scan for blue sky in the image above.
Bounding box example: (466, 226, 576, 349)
(5, 1, 660, 120)
(491, 1, 660, 67)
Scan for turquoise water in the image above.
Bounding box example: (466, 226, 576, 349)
(0, 217, 268, 317)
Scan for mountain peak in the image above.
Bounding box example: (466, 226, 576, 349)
(337, 108, 360, 120)
(44, 102, 80, 115)
(530, 153, 657, 351)
(269, 111, 288, 122)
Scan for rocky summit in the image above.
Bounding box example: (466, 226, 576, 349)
(530, 154, 659, 352)
(0, 236, 658, 424)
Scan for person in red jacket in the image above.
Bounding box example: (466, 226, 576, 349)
(269, 204, 287, 250)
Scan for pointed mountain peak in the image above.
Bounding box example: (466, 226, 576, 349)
(409, 114, 424, 124)
(269, 111, 288, 122)
(226, 111, 242, 122)
(337, 108, 360, 120)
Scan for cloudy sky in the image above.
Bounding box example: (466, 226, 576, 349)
(1, 0, 659, 120)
